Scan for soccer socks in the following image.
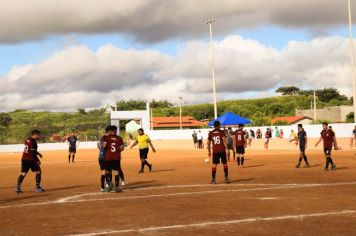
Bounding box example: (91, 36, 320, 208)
(17, 175, 25, 186)
(303, 154, 309, 165)
(118, 169, 125, 181)
(68, 155, 71, 162)
(100, 175, 105, 188)
(237, 157, 241, 166)
(115, 175, 120, 187)
(35, 174, 41, 185)
(212, 167, 217, 179)
(72, 154, 75, 162)
(325, 158, 330, 169)
(241, 157, 245, 166)
(105, 173, 112, 185)
(223, 164, 228, 177)
(329, 157, 335, 166)
(141, 162, 145, 171)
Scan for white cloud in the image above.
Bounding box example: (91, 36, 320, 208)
(0, 35, 354, 111)
(0, 0, 350, 44)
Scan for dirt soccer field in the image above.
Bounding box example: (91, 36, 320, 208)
(1, 139, 356, 236)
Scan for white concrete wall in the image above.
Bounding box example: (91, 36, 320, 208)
(147, 123, 356, 140)
(1, 123, 355, 152)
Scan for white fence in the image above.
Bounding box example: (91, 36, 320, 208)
(0, 123, 354, 152)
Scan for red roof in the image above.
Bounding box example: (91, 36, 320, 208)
(151, 116, 205, 128)
(271, 116, 311, 124)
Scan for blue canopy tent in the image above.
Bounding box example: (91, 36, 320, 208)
(208, 112, 251, 126)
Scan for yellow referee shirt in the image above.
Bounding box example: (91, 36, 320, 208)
(136, 134, 151, 149)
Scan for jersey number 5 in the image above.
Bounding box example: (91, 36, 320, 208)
(111, 143, 116, 152)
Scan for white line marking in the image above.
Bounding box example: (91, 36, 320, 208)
(1, 182, 356, 209)
(257, 197, 279, 200)
(66, 210, 356, 236)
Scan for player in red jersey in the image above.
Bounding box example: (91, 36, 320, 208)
(264, 128, 272, 149)
(207, 121, 229, 184)
(315, 122, 338, 171)
(15, 130, 44, 193)
(103, 125, 125, 192)
(233, 124, 247, 167)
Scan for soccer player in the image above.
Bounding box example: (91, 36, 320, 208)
(264, 128, 272, 149)
(103, 125, 124, 192)
(315, 122, 338, 171)
(226, 128, 235, 161)
(207, 121, 229, 184)
(97, 125, 112, 192)
(350, 125, 356, 148)
(290, 124, 310, 168)
(130, 128, 156, 173)
(15, 130, 45, 193)
(233, 124, 247, 167)
(67, 132, 79, 163)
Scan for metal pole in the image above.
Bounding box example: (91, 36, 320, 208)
(179, 97, 183, 130)
(205, 18, 218, 119)
(348, 0, 356, 122)
(313, 90, 317, 121)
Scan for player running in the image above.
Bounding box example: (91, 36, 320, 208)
(103, 125, 124, 192)
(131, 128, 156, 173)
(15, 130, 45, 193)
(315, 123, 338, 171)
(207, 121, 229, 184)
(67, 132, 79, 163)
(97, 125, 112, 192)
(233, 124, 247, 168)
(290, 124, 310, 168)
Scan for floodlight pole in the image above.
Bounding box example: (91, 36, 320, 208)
(348, 0, 356, 122)
(204, 18, 218, 119)
(179, 97, 183, 130)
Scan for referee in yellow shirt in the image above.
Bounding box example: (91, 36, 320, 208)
(130, 128, 156, 173)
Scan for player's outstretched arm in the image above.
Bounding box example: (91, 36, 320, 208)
(149, 141, 156, 153)
(130, 140, 138, 149)
(315, 137, 322, 147)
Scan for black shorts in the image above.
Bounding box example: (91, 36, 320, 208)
(105, 160, 121, 171)
(98, 159, 105, 171)
(227, 144, 233, 150)
(324, 148, 332, 155)
(21, 159, 41, 173)
(236, 146, 245, 154)
(212, 152, 227, 165)
(139, 148, 149, 159)
(69, 147, 76, 153)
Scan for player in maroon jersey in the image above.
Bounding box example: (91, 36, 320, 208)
(207, 121, 229, 184)
(103, 125, 125, 192)
(315, 122, 338, 171)
(233, 124, 247, 167)
(15, 130, 44, 193)
(264, 128, 272, 149)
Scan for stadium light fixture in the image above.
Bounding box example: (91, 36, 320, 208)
(348, 0, 356, 122)
(204, 17, 218, 119)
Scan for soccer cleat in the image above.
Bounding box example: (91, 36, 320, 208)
(100, 187, 106, 192)
(224, 178, 230, 184)
(121, 180, 126, 187)
(149, 164, 152, 172)
(332, 165, 336, 170)
(115, 186, 122, 193)
(295, 165, 300, 168)
(138, 170, 144, 174)
(15, 185, 22, 193)
(303, 164, 310, 168)
(324, 168, 328, 171)
(209, 178, 216, 184)
(35, 186, 45, 192)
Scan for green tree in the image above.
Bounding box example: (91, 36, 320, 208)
(0, 113, 12, 127)
(275, 86, 300, 95)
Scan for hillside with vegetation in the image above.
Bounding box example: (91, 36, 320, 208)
(0, 87, 352, 144)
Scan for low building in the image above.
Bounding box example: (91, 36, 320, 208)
(271, 116, 313, 125)
(151, 116, 206, 129)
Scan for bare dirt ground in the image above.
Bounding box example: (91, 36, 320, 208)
(1, 139, 356, 236)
